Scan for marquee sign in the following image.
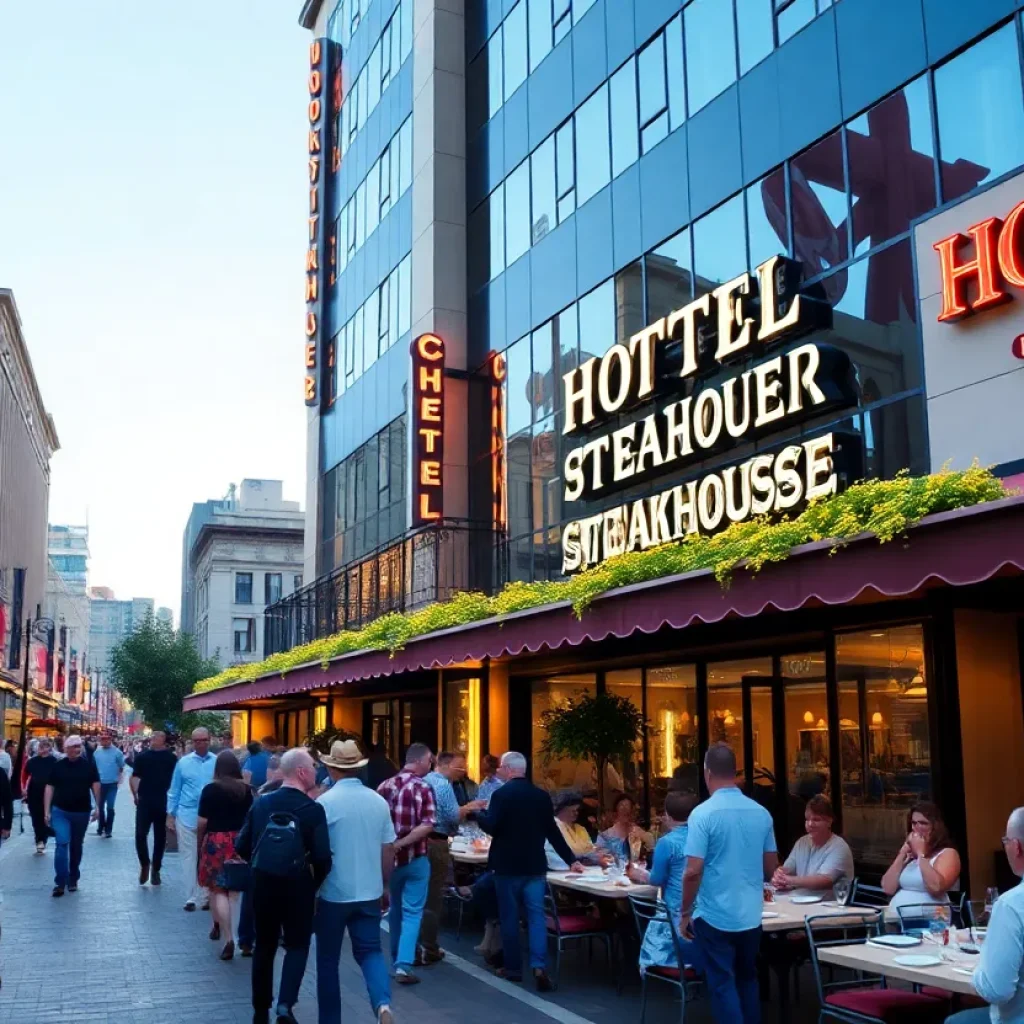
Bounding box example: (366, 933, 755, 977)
(560, 255, 860, 573)
(412, 333, 445, 524)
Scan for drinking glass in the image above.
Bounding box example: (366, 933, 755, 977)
(606, 855, 624, 882)
(986, 887, 1000, 914)
(628, 834, 642, 865)
(834, 877, 850, 905)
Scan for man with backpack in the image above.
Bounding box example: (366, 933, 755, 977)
(235, 746, 332, 1024)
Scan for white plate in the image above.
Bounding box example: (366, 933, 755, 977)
(790, 895, 823, 904)
(893, 954, 942, 968)
(762, 911, 780, 918)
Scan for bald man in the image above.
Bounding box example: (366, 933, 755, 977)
(166, 728, 215, 910)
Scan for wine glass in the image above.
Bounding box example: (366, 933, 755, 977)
(834, 877, 850, 906)
(606, 854, 624, 883)
(628, 833, 642, 865)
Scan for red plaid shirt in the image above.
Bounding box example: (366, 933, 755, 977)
(377, 770, 437, 866)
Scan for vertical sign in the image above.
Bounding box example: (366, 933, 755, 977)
(489, 351, 507, 531)
(412, 333, 445, 524)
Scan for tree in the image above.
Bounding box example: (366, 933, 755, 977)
(109, 615, 222, 735)
(540, 691, 646, 815)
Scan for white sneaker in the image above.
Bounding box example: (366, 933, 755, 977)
(378, 1005, 394, 1024)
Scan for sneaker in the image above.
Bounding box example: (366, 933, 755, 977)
(95, 829, 103, 837)
(377, 1005, 394, 1024)
(103, 832, 112, 839)
(68, 884, 78, 893)
(184, 900, 196, 912)
(394, 967, 420, 985)
(239, 944, 253, 958)
(151, 869, 162, 886)
(274, 1007, 299, 1023)
(34, 842, 44, 855)
(51, 886, 64, 898)
(139, 864, 150, 885)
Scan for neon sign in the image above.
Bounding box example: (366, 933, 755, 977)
(489, 351, 507, 532)
(412, 333, 445, 525)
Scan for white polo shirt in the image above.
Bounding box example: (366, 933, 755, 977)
(317, 777, 396, 903)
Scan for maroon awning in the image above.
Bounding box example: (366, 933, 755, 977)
(185, 495, 1024, 711)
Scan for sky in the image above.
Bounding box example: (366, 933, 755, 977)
(0, 1, 311, 618)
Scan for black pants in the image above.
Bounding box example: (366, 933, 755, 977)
(251, 872, 315, 1012)
(134, 800, 167, 870)
(27, 784, 50, 846)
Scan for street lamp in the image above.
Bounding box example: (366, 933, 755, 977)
(13, 615, 54, 795)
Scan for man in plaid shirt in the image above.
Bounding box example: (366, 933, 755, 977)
(377, 742, 436, 984)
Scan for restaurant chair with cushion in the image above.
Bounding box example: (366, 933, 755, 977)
(805, 910, 950, 1024)
(543, 883, 613, 991)
(627, 894, 701, 1024)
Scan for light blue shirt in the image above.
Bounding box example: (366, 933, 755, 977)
(685, 786, 777, 932)
(93, 745, 124, 784)
(425, 771, 460, 836)
(166, 751, 216, 829)
(477, 775, 503, 803)
(318, 778, 396, 903)
(650, 824, 689, 918)
(973, 880, 1024, 1022)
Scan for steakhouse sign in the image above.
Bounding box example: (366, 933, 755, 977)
(560, 255, 860, 574)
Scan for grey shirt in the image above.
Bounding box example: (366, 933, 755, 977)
(783, 834, 854, 897)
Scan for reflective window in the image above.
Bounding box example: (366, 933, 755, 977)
(639, 35, 669, 152)
(489, 184, 505, 280)
(646, 228, 692, 324)
(665, 15, 686, 133)
(737, 0, 774, 74)
(505, 160, 532, 266)
(554, 302, 579, 386)
(504, 2, 528, 101)
(574, 0, 598, 23)
(508, 438, 533, 548)
(791, 131, 848, 278)
(615, 262, 645, 345)
(528, 0, 552, 72)
(747, 170, 788, 270)
(707, 658, 773, 778)
(685, 0, 737, 116)
(366, 163, 380, 237)
(647, 665, 699, 803)
(847, 78, 936, 254)
(575, 85, 611, 206)
(355, 180, 367, 249)
(606, 669, 646, 810)
(400, 0, 413, 60)
(935, 23, 1024, 204)
(367, 42, 381, 111)
(532, 413, 559, 530)
(399, 118, 413, 195)
(363, 289, 379, 370)
(610, 59, 639, 175)
(398, 254, 412, 336)
(556, 120, 576, 221)
(777, 0, 814, 44)
(506, 334, 533, 432)
(578, 279, 614, 360)
(488, 27, 504, 117)
(531, 137, 556, 245)
(693, 194, 746, 290)
(530, 676, 598, 792)
(553, 0, 571, 42)
(532, 322, 556, 420)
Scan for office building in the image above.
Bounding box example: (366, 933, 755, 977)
(44, 524, 90, 715)
(88, 590, 155, 676)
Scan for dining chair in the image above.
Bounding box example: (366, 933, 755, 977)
(543, 882, 613, 990)
(849, 879, 888, 908)
(627, 894, 701, 1024)
(442, 885, 466, 938)
(804, 910, 950, 1023)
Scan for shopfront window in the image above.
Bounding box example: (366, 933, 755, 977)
(684, 0, 737, 116)
(606, 669, 645, 810)
(531, 675, 597, 792)
(445, 677, 482, 780)
(781, 652, 830, 841)
(646, 664, 698, 806)
(837, 625, 931, 868)
(707, 658, 772, 779)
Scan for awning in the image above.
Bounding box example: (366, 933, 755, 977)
(184, 495, 1024, 712)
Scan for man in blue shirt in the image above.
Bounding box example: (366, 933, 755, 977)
(92, 732, 125, 838)
(166, 727, 216, 911)
(242, 741, 269, 790)
(682, 743, 778, 1024)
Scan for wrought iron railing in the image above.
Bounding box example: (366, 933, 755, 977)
(263, 518, 506, 657)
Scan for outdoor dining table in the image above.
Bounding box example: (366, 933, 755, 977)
(546, 870, 658, 900)
(759, 896, 879, 933)
(449, 846, 489, 866)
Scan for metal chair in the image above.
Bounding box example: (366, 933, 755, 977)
(628, 894, 701, 1024)
(442, 885, 465, 937)
(849, 879, 888, 908)
(805, 910, 949, 1023)
(543, 882, 613, 991)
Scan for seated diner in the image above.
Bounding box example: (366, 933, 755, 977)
(545, 790, 611, 870)
(881, 801, 961, 910)
(771, 795, 854, 898)
(596, 794, 654, 863)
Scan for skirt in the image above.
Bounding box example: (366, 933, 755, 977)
(199, 830, 239, 891)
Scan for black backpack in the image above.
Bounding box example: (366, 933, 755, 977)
(251, 810, 308, 879)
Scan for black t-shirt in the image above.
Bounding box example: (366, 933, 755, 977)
(198, 781, 253, 832)
(26, 754, 58, 789)
(132, 748, 177, 806)
(50, 755, 100, 813)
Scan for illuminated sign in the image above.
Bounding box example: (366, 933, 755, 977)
(934, 198, 1024, 323)
(489, 351, 507, 531)
(412, 333, 445, 524)
(560, 255, 860, 574)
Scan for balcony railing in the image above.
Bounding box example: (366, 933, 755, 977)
(263, 518, 506, 657)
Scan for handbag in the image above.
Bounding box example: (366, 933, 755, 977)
(217, 858, 252, 892)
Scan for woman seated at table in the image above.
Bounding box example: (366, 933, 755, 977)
(882, 801, 961, 910)
(545, 790, 612, 870)
(626, 791, 700, 971)
(596, 794, 654, 864)
(771, 795, 854, 898)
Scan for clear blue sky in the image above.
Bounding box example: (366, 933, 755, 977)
(0, 1, 311, 618)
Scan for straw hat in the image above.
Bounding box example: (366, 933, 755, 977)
(321, 738, 368, 770)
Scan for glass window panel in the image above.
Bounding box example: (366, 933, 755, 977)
(389, 267, 400, 346)
(358, 67, 368, 127)
(532, 414, 559, 531)
(378, 276, 390, 353)
(556, 120, 575, 221)
(578, 278, 614, 360)
(935, 23, 1024, 204)
(398, 254, 412, 335)
(777, 0, 814, 44)
(444, 678, 482, 776)
(488, 27, 504, 117)
(531, 321, 555, 420)
(504, 2, 528, 100)
(355, 180, 367, 248)
(337, 205, 349, 273)
(606, 669, 646, 812)
(489, 183, 506, 278)
(363, 289, 379, 370)
(506, 333, 533, 432)
(610, 59, 639, 176)
(508, 435, 533, 542)
(574, 0, 597, 22)
(647, 665, 699, 805)
(837, 626, 929, 868)
(554, 302, 578, 390)
(390, 139, 401, 208)
(379, 147, 391, 212)
(391, 17, 402, 82)
(352, 304, 364, 378)
(685, 0, 737, 116)
(368, 43, 381, 111)
(553, 9, 571, 44)
(665, 15, 685, 132)
(638, 36, 667, 128)
(366, 162, 380, 236)
(530, 676, 598, 792)
(528, 0, 552, 72)
(747, 169, 788, 271)
(614, 261, 645, 346)
(575, 85, 611, 206)
(646, 227, 692, 322)
(401, 0, 413, 61)
(693, 194, 746, 291)
(737, 0, 774, 75)
(399, 118, 413, 195)
(847, 78, 936, 254)
(505, 161, 531, 265)
(791, 131, 849, 278)
(781, 654, 830, 815)
(531, 136, 556, 245)
(862, 394, 928, 480)
(707, 658, 773, 779)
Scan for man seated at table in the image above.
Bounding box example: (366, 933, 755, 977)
(544, 790, 612, 871)
(771, 795, 854, 898)
(948, 805, 1024, 1023)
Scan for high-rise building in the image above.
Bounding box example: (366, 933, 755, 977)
(155, 606, 174, 628)
(181, 480, 304, 667)
(44, 525, 90, 710)
(88, 589, 155, 676)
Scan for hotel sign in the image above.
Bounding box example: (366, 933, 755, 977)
(412, 333, 445, 525)
(561, 255, 860, 574)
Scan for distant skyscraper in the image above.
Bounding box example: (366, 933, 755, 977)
(88, 589, 155, 675)
(156, 606, 174, 628)
(44, 525, 90, 704)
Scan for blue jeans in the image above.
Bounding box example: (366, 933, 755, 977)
(238, 888, 255, 948)
(51, 807, 90, 888)
(315, 898, 390, 1021)
(472, 871, 498, 918)
(97, 782, 117, 834)
(389, 855, 430, 970)
(495, 875, 547, 977)
(693, 917, 762, 1024)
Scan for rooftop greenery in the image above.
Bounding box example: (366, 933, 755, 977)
(193, 464, 1008, 695)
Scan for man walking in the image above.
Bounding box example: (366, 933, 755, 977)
(242, 740, 270, 790)
(316, 740, 396, 1024)
(420, 751, 484, 964)
(235, 747, 331, 1024)
(93, 731, 124, 837)
(477, 751, 582, 990)
(377, 742, 437, 985)
(43, 735, 100, 897)
(166, 727, 215, 911)
(129, 730, 177, 885)
(24, 738, 57, 852)
(681, 743, 778, 1024)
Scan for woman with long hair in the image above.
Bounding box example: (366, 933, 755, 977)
(596, 794, 654, 863)
(881, 801, 961, 909)
(196, 750, 253, 959)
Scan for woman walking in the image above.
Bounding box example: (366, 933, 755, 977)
(196, 750, 253, 960)
(25, 739, 58, 853)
